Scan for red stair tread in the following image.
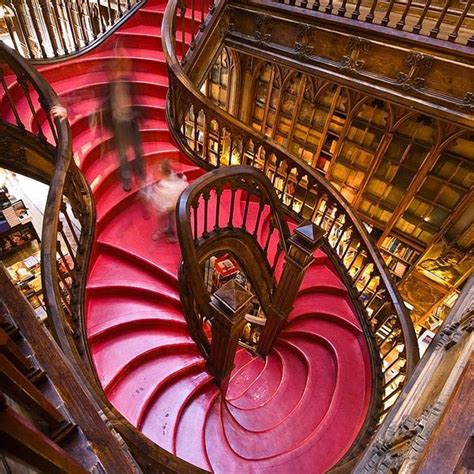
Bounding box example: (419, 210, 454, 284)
(225, 344, 306, 431)
(227, 351, 281, 406)
(106, 348, 203, 425)
(175, 382, 218, 471)
(91, 327, 193, 388)
(220, 337, 336, 460)
(87, 251, 178, 298)
(140, 367, 211, 450)
(226, 356, 265, 401)
(289, 292, 362, 330)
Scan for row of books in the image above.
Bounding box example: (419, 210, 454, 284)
(382, 236, 420, 264)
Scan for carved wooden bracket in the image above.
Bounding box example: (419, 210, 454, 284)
(340, 36, 370, 73)
(396, 51, 434, 91)
(255, 14, 273, 47)
(295, 24, 315, 59)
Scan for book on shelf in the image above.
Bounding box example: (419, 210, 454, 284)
(382, 236, 420, 264)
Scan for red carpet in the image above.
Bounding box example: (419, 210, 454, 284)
(2, 1, 372, 471)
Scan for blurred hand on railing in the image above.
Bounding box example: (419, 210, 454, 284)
(50, 105, 68, 121)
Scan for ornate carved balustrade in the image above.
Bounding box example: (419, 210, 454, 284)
(353, 276, 473, 473)
(272, 0, 474, 47)
(164, 0, 420, 452)
(1, 0, 145, 61)
(177, 165, 328, 386)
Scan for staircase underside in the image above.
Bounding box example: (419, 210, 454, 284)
(1, 1, 373, 471)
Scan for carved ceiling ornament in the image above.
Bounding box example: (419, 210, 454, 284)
(294, 24, 315, 58)
(0, 135, 28, 169)
(254, 14, 273, 47)
(396, 51, 434, 91)
(339, 36, 370, 73)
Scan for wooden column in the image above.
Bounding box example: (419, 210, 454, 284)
(207, 279, 253, 391)
(257, 222, 325, 356)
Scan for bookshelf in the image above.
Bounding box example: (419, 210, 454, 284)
(381, 235, 422, 280)
(330, 100, 389, 204)
(392, 133, 473, 246)
(358, 114, 436, 228)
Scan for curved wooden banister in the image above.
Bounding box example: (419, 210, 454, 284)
(177, 165, 290, 360)
(1, 0, 146, 62)
(163, 0, 419, 461)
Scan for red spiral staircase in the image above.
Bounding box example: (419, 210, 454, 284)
(1, 1, 375, 471)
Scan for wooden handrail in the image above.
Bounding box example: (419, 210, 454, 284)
(271, 0, 474, 47)
(163, 0, 420, 461)
(1, 0, 146, 62)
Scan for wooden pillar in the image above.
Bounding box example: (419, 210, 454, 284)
(257, 222, 325, 356)
(238, 56, 255, 125)
(206, 279, 253, 391)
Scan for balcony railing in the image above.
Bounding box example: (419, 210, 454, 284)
(272, 0, 474, 46)
(0, 0, 145, 61)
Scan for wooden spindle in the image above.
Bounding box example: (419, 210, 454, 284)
(430, 0, 453, 39)
(0, 70, 24, 129)
(192, 203, 199, 242)
(200, 0, 205, 30)
(4, 16, 21, 55)
(191, 0, 196, 44)
(241, 192, 251, 230)
(107, 0, 113, 25)
(203, 192, 209, 238)
(64, 0, 80, 51)
(12, 3, 36, 58)
(397, 0, 415, 31)
(227, 186, 236, 228)
(214, 186, 222, 230)
(338, 0, 348, 17)
(61, 206, 80, 247)
(352, 0, 362, 19)
(365, 0, 378, 23)
(18, 79, 45, 139)
(253, 201, 265, 237)
(448, 0, 471, 43)
(412, 0, 431, 34)
(51, 0, 67, 54)
(381, 0, 396, 27)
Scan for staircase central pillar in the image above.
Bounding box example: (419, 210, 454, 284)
(207, 280, 253, 391)
(257, 222, 325, 356)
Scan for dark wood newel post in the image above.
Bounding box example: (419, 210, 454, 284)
(207, 280, 253, 391)
(258, 222, 325, 356)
